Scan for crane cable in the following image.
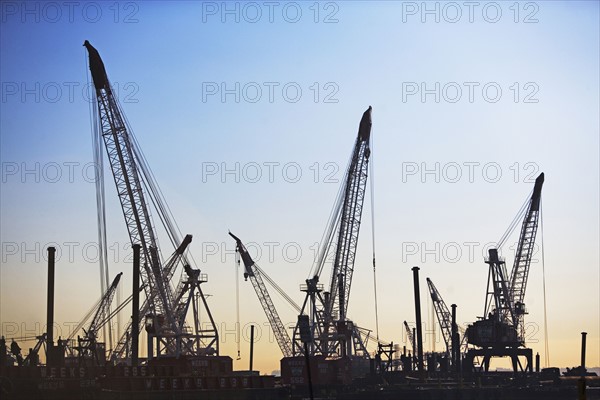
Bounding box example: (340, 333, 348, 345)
(497, 189, 532, 250)
(369, 124, 380, 343)
(86, 50, 113, 351)
(120, 101, 200, 273)
(309, 153, 350, 280)
(254, 264, 301, 313)
(540, 199, 550, 367)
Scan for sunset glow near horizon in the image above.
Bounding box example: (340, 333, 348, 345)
(1, 1, 598, 374)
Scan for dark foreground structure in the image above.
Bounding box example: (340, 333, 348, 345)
(1, 364, 599, 400)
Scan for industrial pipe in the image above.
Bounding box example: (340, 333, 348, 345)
(412, 328, 416, 370)
(46, 247, 56, 362)
(131, 244, 141, 366)
(451, 304, 458, 370)
(249, 325, 255, 372)
(581, 332, 587, 372)
(412, 266, 424, 374)
(580, 332, 588, 400)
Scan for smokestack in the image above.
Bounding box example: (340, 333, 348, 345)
(451, 304, 457, 369)
(581, 332, 587, 372)
(412, 266, 424, 374)
(131, 244, 141, 366)
(249, 325, 255, 371)
(46, 247, 56, 355)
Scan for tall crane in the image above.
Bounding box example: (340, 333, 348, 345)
(508, 173, 544, 341)
(84, 41, 218, 360)
(291, 106, 372, 358)
(465, 173, 544, 372)
(229, 232, 300, 358)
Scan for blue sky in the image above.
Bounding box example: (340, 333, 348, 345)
(1, 1, 598, 373)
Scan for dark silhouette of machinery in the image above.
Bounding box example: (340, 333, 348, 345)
(84, 41, 218, 361)
(465, 173, 544, 372)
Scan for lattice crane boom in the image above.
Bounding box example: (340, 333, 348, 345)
(84, 41, 218, 359)
(292, 107, 372, 358)
(84, 40, 177, 336)
(327, 107, 372, 322)
(426, 278, 468, 356)
(403, 321, 415, 354)
(508, 172, 544, 338)
(230, 232, 294, 358)
(88, 273, 123, 337)
(426, 278, 452, 355)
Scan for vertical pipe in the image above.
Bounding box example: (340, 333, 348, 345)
(46, 247, 56, 362)
(131, 244, 141, 366)
(579, 332, 588, 400)
(412, 267, 424, 374)
(249, 325, 255, 371)
(451, 304, 457, 370)
(581, 332, 587, 371)
(304, 342, 314, 400)
(298, 315, 314, 400)
(412, 328, 416, 370)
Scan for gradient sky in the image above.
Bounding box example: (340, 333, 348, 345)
(1, 1, 598, 374)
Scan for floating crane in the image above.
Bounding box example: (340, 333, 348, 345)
(229, 232, 301, 358)
(84, 41, 218, 360)
(465, 173, 544, 372)
(291, 106, 372, 359)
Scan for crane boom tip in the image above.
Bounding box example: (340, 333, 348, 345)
(83, 41, 109, 91)
(536, 172, 544, 184)
(530, 172, 544, 210)
(358, 106, 372, 142)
